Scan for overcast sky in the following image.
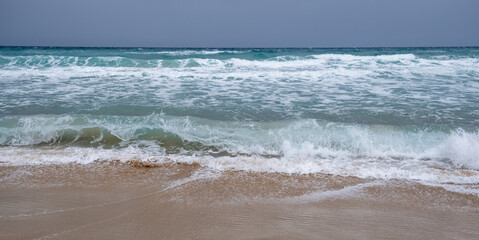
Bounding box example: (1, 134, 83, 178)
(1, 0, 478, 48)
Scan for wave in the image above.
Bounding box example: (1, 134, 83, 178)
(1, 48, 479, 188)
(1, 53, 478, 69)
(125, 49, 247, 56)
(1, 51, 478, 128)
(1, 114, 478, 170)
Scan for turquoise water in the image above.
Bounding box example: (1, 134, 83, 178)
(0, 47, 479, 186)
(1, 47, 478, 127)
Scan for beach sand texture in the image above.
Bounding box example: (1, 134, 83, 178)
(1, 162, 478, 240)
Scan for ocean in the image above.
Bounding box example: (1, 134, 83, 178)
(1, 47, 478, 195)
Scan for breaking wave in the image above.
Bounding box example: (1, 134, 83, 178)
(1, 114, 478, 173)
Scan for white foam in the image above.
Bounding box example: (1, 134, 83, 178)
(1, 116, 479, 191)
(1, 143, 478, 189)
(280, 181, 383, 203)
(1, 53, 477, 121)
(2, 121, 479, 184)
(436, 130, 479, 169)
(125, 50, 246, 56)
(424, 182, 479, 198)
(1, 116, 478, 177)
(1, 51, 479, 190)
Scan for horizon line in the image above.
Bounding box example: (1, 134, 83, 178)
(1, 45, 478, 50)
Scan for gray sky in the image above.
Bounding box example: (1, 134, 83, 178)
(1, 0, 478, 48)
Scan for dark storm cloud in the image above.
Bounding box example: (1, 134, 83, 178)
(0, 0, 478, 47)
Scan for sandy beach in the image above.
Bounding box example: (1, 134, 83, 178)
(1, 162, 478, 240)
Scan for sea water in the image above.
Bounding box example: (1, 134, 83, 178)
(1, 47, 478, 192)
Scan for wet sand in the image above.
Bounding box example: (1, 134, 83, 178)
(1, 162, 478, 240)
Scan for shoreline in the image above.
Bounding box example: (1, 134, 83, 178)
(1, 162, 478, 239)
